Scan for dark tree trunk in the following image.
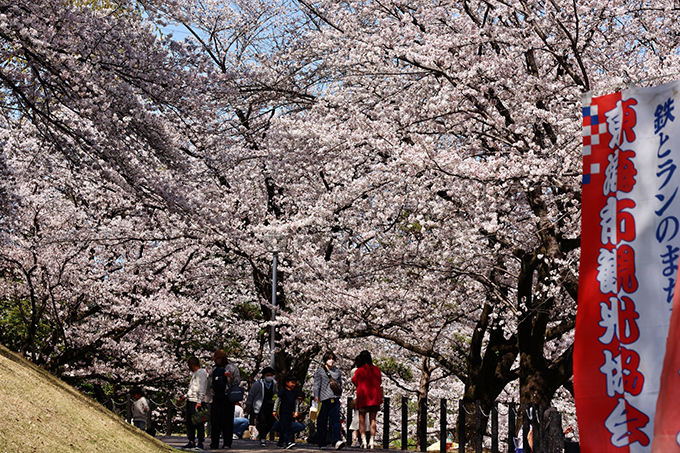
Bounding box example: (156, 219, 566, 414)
(416, 357, 434, 451)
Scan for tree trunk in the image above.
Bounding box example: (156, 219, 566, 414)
(416, 357, 434, 451)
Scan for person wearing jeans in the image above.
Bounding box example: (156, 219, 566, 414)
(313, 351, 345, 450)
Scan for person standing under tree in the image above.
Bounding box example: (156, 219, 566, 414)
(210, 349, 241, 450)
(179, 356, 208, 450)
(130, 387, 149, 431)
(245, 366, 278, 447)
(351, 351, 382, 449)
(313, 351, 345, 451)
(274, 375, 301, 449)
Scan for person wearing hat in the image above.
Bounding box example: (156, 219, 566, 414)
(245, 366, 278, 447)
(210, 349, 241, 450)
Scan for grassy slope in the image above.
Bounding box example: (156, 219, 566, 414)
(0, 344, 175, 453)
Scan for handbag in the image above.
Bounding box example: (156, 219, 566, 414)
(191, 408, 210, 425)
(228, 383, 245, 403)
(324, 367, 342, 395)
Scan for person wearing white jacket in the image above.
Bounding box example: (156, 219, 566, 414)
(179, 356, 208, 449)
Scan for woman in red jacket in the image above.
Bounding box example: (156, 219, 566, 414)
(351, 350, 382, 449)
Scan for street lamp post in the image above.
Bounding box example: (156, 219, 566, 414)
(264, 232, 288, 370)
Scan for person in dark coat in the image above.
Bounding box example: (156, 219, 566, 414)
(210, 349, 241, 449)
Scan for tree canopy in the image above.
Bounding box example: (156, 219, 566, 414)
(3, 0, 680, 443)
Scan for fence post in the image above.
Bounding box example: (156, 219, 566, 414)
(402, 396, 408, 451)
(348, 396, 353, 436)
(522, 406, 530, 453)
(126, 396, 132, 424)
(440, 399, 447, 453)
(146, 399, 153, 432)
(508, 402, 516, 453)
(491, 401, 498, 453)
(458, 400, 465, 453)
(383, 397, 390, 449)
(166, 396, 174, 436)
(535, 404, 546, 453)
(475, 401, 482, 453)
(419, 398, 427, 452)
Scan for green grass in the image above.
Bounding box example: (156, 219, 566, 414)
(0, 344, 175, 453)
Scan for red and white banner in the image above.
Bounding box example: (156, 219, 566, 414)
(575, 80, 680, 453)
(652, 273, 680, 452)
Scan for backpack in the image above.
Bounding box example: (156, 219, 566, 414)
(212, 366, 227, 397)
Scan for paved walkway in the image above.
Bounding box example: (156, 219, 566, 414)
(158, 435, 351, 452)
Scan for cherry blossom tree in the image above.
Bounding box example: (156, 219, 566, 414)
(4, 3, 680, 449)
(256, 0, 680, 443)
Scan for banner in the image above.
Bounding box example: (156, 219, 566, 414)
(575, 80, 680, 453)
(652, 271, 680, 452)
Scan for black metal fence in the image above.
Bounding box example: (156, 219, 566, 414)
(110, 395, 181, 436)
(347, 397, 579, 453)
(108, 392, 578, 452)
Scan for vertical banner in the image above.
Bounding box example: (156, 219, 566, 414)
(652, 271, 680, 452)
(574, 80, 680, 453)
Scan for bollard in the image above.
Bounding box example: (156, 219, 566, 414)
(491, 402, 498, 453)
(383, 397, 390, 449)
(146, 399, 153, 432)
(440, 399, 447, 453)
(508, 402, 516, 453)
(126, 396, 132, 424)
(348, 397, 354, 435)
(458, 400, 465, 453)
(522, 406, 530, 453)
(419, 399, 427, 452)
(166, 396, 174, 436)
(402, 396, 408, 451)
(475, 401, 482, 453)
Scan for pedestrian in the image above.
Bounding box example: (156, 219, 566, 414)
(210, 349, 241, 450)
(233, 401, 250, 439)
(313, 351, 345, 450)
(130, 386, 149, 431)
(351, 351, 382, 449)
(273, 391, 307, 446)
(348, 356, 362, 448)
(245, 366, 278, 447)
(274, 375, 300, 449)
(179, 356, 208, 450)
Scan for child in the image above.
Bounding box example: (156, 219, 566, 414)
(274, 375, 300, 449)
(179, 356, 207, 450)
(130, 386, 149, 431)
(273, 392, 307, 446)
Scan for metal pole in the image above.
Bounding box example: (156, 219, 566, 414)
(419, 398, 427, 452)
(458, 400, 465, 453)
(270, 251, 278, 369)
(475, 400, 482, 453)
(402, 396, 408, 450)
(508, 402, 516, 453)
(383, 397, 390, 449)
(439, 399, 447, 453)
(491, 401, 498, 453)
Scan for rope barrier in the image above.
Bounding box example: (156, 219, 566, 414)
(494, 404, 509, 416)
(462, 404, 476, 416)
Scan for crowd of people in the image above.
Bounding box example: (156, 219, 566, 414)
(160, 349, 383, 450)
